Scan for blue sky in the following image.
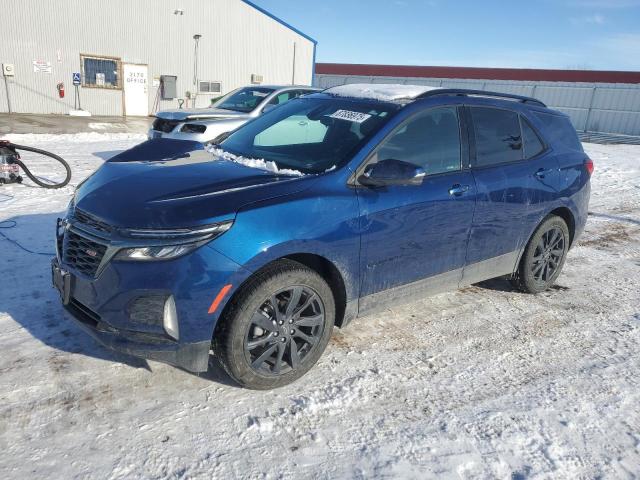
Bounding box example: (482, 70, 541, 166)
(255, 0, 640, 71)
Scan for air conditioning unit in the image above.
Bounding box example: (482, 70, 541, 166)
(251, 74, 263, 84)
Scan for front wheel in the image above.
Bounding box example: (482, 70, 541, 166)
(512, 215, 570, 294)
(214, 260, 335, 389)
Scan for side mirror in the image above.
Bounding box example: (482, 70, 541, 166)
(262, 104, 277, 113)
(358, 159, 426, 187)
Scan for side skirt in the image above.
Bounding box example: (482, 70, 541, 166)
(354, 250, 519, 319)
(459, 251, 519, 287)
(357, 268, 462, 317)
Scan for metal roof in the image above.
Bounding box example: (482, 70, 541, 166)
(241, 0, 317, 44)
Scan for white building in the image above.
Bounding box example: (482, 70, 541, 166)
(0, 0, 316, 116)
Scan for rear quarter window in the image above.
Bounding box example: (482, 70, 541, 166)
(520, 117, 545, 159)
(533, 112, 583, 152)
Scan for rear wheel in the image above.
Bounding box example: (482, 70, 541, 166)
(512, 215, 570, 294)
(214, 260, 334, 389)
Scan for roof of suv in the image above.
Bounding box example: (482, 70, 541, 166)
(322, 83, 547, 108)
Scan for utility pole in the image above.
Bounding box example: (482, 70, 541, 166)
(193, 34, 202, 108)
(292, 42, 297, 85)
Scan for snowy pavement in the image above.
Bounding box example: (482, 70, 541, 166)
(0, 134, 639, 479)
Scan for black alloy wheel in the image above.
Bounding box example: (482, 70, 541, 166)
(215, 259, 335, 389)
(512, 215, 570, 294)
(530, 227, 566, 284)
(244, 286, 325, 376)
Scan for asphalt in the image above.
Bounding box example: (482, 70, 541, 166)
(0, 113, 153, 135)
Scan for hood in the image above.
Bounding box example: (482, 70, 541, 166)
(75, 139, 316, 229)
(156, 107, 251, 122)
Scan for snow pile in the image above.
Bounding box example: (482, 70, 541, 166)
(206, 145, 305, 177)
(325, 83, 440, 101)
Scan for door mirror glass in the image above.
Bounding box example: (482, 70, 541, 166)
(359, 159, 426, 187)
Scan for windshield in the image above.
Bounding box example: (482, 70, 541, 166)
(212, 87, 275, 113)
(218, 96, 400, 174)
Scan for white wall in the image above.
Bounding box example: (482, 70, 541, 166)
(0, 0, 315, 116)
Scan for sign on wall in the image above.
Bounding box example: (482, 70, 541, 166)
(32, 60, 52, 74)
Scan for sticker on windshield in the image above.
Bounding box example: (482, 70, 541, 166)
(329, 110, 372, 123)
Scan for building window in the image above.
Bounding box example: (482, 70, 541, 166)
(199, 81, 222, 94)
(80, 54, 122, 89)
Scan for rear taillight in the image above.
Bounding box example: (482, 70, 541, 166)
(585, 158, 594, 176)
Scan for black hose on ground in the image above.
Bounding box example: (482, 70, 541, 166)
(5, 142, 72, 189)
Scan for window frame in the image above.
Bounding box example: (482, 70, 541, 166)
(355, 104, 468, 184)
(79, 53, 122, 90)
(467, 105, 528, 170)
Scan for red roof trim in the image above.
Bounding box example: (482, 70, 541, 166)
(316, 63, 640, 84)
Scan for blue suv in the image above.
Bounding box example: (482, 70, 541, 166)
(52, 84, 592, 389)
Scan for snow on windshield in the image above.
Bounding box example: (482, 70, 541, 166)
(206, 145, 305, 177)
(325, 83, 441, 102)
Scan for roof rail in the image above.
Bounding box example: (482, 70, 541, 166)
(415, 88, 546, 107)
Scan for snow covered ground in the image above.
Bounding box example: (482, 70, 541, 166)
(0, 134, 639, 479)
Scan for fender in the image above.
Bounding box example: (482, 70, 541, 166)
(511, 194, 585, 275)
(206, 176, 362, 324)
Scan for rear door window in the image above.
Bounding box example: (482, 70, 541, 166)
(520, 117, 545, 159)
(470, 107, 523, 167)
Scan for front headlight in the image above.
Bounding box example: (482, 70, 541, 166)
(114, 221, 232, 262)
(114, 241, 209, 261)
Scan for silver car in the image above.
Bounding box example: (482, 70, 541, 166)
(148, 85, 321, 143)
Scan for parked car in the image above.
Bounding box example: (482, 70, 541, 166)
(149, 85, 321, 143)
(53, 84, 592, 389)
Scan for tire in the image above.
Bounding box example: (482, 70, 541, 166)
(214, 259, 335, 390)
(512, 215, 570, 294)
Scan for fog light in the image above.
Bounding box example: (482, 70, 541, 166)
(163, 296, 179, 340)
(128, 296, 166, 326)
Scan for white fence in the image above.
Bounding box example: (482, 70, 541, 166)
(315, 74, 640, 137)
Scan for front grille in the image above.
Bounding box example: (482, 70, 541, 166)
(152, 118, 181, 133)
(63, 230, 107, 277)
(74, 208, 112, 235)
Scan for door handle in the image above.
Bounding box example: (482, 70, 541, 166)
(535, 168, 552, 179)
(449, 184, 470, 196)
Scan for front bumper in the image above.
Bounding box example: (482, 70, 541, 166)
(62, 290, 212, 372)
(53, 225, 247, 372)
